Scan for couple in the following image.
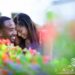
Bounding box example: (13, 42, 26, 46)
(0, 13, 41, 53)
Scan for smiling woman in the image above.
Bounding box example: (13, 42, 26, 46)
(13, 13, 42, 53)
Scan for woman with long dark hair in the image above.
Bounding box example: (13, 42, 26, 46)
(13, 13, 41, 52)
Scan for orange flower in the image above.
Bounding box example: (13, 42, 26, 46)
(2, 53, 9, 62)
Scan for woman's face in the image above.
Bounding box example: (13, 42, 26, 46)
(16, 25, 28, 39)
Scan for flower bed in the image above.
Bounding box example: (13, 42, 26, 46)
(0, 39, 74, 75)
(0, 39, 50, 75)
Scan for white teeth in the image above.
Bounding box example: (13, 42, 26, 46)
(11, 36, 16, 40)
